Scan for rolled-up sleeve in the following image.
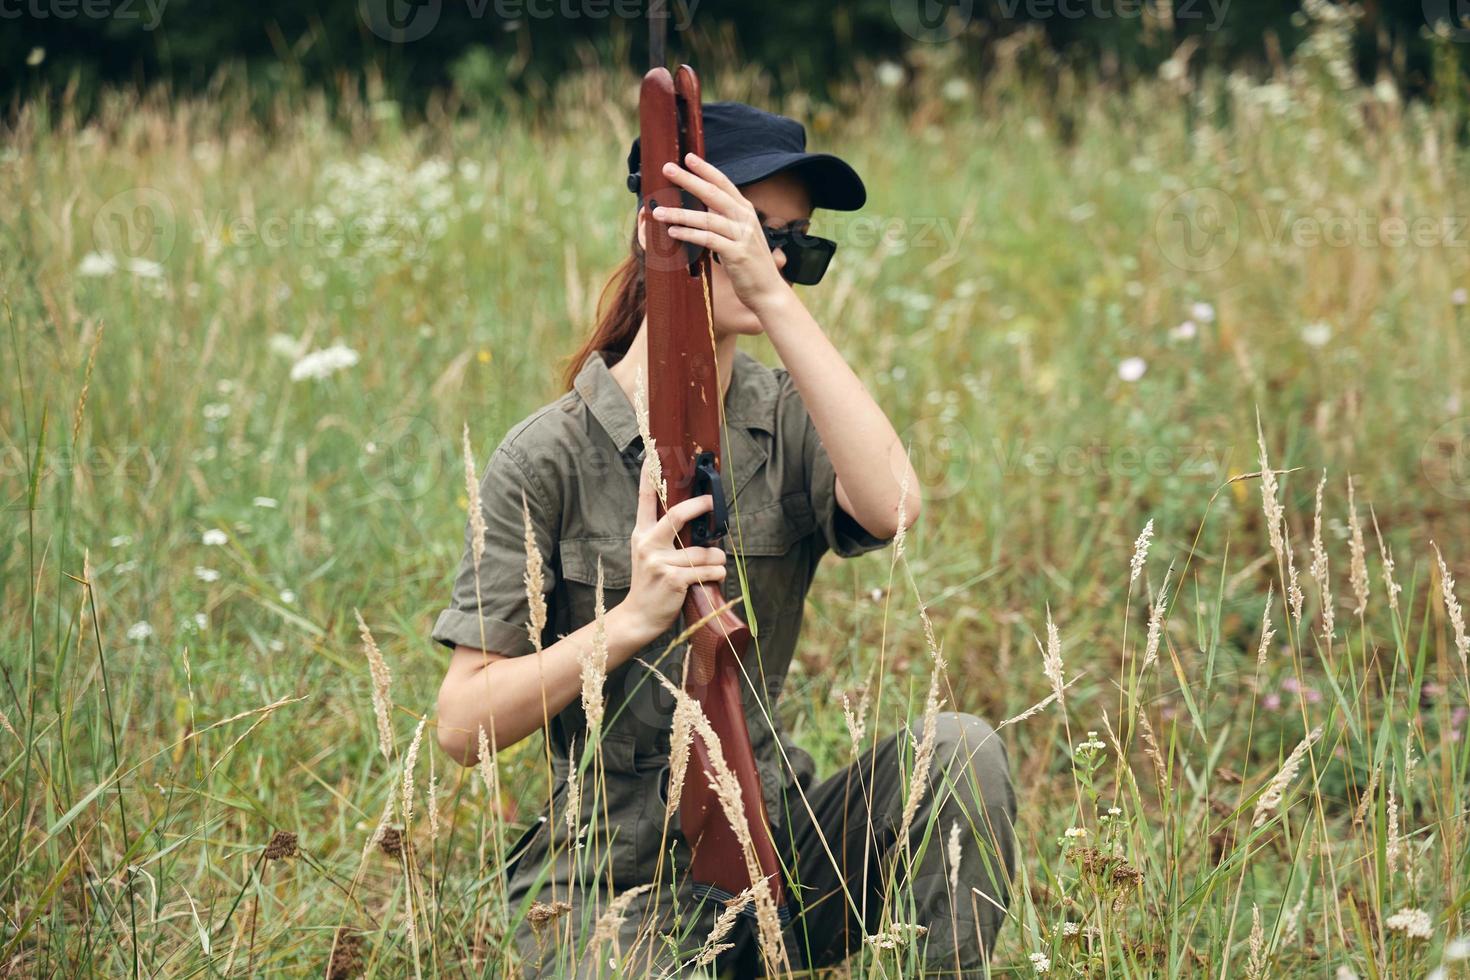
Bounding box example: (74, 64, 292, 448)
(431, 443, 557, 656)
(781, 373, 895, 559)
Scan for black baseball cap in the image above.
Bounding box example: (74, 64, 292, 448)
(627, 100, 866, 212)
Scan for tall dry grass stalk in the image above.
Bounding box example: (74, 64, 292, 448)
(1346, 477, 1370, 617)
(1351, 764, 1380, 828)
(355, 610, 394, 761)
(400, 718, 428, 979)
(476, 726, 500, 803)
(1251, 725, 1322, 828)
(898, 659, 942, 846)
(1257, 419, 1306, 624)
(997, 686, 1067, 730)
(893, 465, 912, 562)
(427, 753, 440, 847)
(521, 491, 547, 654)
(842, 684, 870, 752)
(693, 884, 756, 969)
(1431, 542, 1469, 676)
(564, 736, 582, 845)
(1141, 567, 1171, 672)
(1285, 546, 1304, 626)
(1257, 583, 1276, 667)
(649, 671, 788, 972)
(588, 882, 653, 964)
(1134, 709, 1168, 789)
(71, 321, 103, 447)
(1385, 783, 1402, 875)
(1371, 506, 1403, 615)
(401, 718, 427, 835)
(1042, 607, 1066, 706)
(633, 365, 667, 506)
(1246, 903, 1267, 979)
(665, 694, 700, 821)
(1309, 472, 1335, 641)
(360, 793, 397, 867)
(1256, 419, 1287, 567)
(578, 558, 609, 735)
(1130, 518, 1154, 586)
(946, 820, 963, 906)
(463, 423, 487, 568)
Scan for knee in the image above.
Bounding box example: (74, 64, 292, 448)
(930, 712, 1012, 806)
(932, 711, 1002, 763)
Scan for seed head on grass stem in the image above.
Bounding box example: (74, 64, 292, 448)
(354, 610, 394, 761)
(1252, 726, 1322, 828)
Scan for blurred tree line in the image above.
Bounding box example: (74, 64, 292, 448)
(1, 0, 1466, 114)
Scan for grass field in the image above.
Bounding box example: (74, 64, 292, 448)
(4, 8, 1470, 976)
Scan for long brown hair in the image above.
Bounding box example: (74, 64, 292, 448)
(561, 227, 645, 390)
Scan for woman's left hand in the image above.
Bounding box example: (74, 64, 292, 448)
(650, 153, 789, 315)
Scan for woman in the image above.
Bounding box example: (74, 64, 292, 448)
(434, 101, 1016, 977)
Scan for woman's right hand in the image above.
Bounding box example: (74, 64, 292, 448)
(617, 453, 727, 646)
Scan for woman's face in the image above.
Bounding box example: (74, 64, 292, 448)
(709, 171, 813, 338)
(637, 170, 815, 339)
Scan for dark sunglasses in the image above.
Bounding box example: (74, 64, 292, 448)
(762, 225, 837, 286)
(709, 224, 837, 286)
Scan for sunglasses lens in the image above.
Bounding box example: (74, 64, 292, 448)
(765, 228, 835, 286)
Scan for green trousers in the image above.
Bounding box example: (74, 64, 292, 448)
(510, 711, 1016, 978)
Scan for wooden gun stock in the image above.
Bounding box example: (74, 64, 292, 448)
(639, 64, 788, 918)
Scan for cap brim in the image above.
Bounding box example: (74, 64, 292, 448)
(721, 151, 867, 211)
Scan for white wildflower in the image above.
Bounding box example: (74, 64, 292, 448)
(202, 528, 228, 546)
(125, 257, 164, 279)
(126, 621, 153, 641)
(1300, 321, 1332, 347)
(194, 566, 220, 583)
(1074, 732, 1105, 754)
(268, 333, 306, 358)
(78, 252, 119, 277)
(1030, 951, 1052, 974)
(1117, 356, 1147, 382)
(942, 78, 972, 102)
(1384, 907, 1432, 940)
(1191, 301, 1216, 323)
(289, 343, 360, 382)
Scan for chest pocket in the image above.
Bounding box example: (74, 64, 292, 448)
(721, 493, 818, 628)
(558, 535, 683, 761)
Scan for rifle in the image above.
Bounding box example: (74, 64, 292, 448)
(635, 6, 790, 925)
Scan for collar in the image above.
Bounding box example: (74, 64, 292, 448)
(572, 347, 780, 455)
